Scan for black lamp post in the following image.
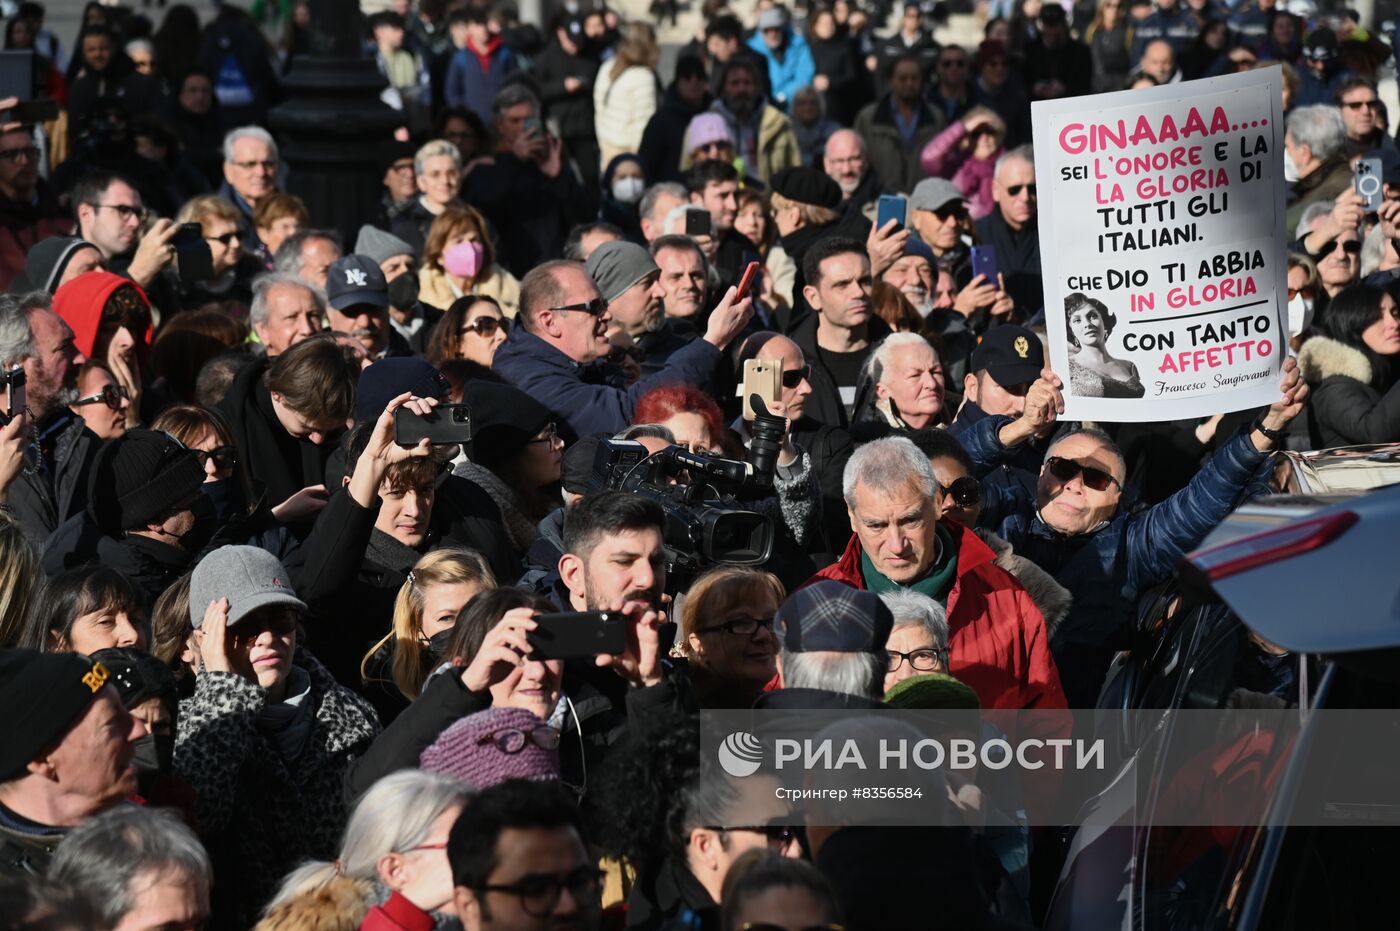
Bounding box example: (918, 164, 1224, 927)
(267, 0, 403, 245)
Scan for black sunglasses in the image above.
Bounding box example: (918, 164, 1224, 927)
(781, 363, 811, 389)
(1320, 238, 1362, 256)
(1006, 183, 1038, 198)
(607, 345, 645, 365)
(73, 384, 129, 410)
(459, 316, 509, 337)
(205, 231, 240, 246)
(549, 298, 608, 317)
(938, 475, 982, 508)
(193, 446, 238, 470)
(1045, 455, 1120, 492)
(706, 823, 798, 846)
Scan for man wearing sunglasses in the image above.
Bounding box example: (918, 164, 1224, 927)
(495, 259, 752, 438)
(1283, 105, 1351, 236)
(974, 145, 1041, 319)
(961, 361, 1308, 705)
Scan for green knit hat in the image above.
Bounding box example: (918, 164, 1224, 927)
(883, 673, 981, 710)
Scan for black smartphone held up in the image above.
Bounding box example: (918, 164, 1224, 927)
(970, 244, 1000, 284)
(171, 222, 214, 284)
(2, 366, 25, 421)
(394, 404, 473, 446)
(527, 611, 627, 660)
(876, 194, 908, 231)
(0, 99, 58, 125)
(685, 208, 713, 238)
(1355, 157, 1385, 212)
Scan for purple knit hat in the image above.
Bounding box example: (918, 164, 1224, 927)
(420, 707, 561, 789)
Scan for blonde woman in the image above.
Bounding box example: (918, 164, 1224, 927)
(418, 205, 521, 317)
(361, 547, 497, 710)
(255, 770, 469, 931)
(594, 22, 661, 167)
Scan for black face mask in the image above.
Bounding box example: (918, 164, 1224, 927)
(201, 478, 243, 524)
(133, 732, 175, 776)
(387, 272, 420, 310)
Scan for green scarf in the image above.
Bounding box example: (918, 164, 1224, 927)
(860, 523, 959, 604)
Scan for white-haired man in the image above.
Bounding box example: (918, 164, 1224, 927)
(220, 126, 280, 250)
(808, 434, 1065, 714)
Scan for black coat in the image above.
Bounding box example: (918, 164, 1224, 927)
(464, 153, 588, 279)
(1298, 334, 1400, 447)
(1022, 37, 1094, 99)
(973, 211, 1042, 319)
(389, 199, 439, 258)
(6, 413, 99, 546)
(788, 308, 888, 430)
(533, 40, 599, 142)
(217, 357, 340, 520)
(809, 35, 860, 124)
(638, 83, 711, 184)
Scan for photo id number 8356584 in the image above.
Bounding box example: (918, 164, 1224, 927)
(849, 787, 924, 800)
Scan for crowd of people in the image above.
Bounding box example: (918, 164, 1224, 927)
(0, 0, 1393, 928)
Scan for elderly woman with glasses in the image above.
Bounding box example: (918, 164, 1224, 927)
(677, 567, 783, 708)
(878, 589, 950, 692)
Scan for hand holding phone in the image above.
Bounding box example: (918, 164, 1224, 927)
(394, 403, 472, 446)
(741, 357, 782, 421)
(1355, 157, 1385, 212)
(460, 607, 541, 692)
(526, 611, 626, 660)
(735, 261, 761, 302)
(876, 194, 908, 231)
(3, 366, 25, 421)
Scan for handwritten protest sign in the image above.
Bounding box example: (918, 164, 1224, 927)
(1032, 70, 1287, 421)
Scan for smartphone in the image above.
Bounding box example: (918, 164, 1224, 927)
(685, 208, 713, 238)
(395, 404, 472, 446)
(0, 51, 33, 102)
(970, 244, 999, 284)
(741, 357, 782, 422)
(171, 223, 214, 284)
(735, 261, 761, 302)
(876, 194, 908, 231)
(3, 366, 25, 420)
(0, 99, 58, 125)
(522, 116, 543, 137)
(526, 611, 626, 659)
(1355, 157, 1385, 212)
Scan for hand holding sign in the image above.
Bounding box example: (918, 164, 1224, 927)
(999, 368, 1065, 447)
(1251, 357, 1308, 450)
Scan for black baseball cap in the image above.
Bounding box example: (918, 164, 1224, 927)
(326, 255, 390, 312)
(970, 325, 1043, 387)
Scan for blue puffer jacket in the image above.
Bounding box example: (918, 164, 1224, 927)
(493, 326, 723, 439)
(959, 415, 1272, 706)
(747, 28, 815, 110)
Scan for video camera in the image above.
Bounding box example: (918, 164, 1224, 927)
(585, 397, 788, 577)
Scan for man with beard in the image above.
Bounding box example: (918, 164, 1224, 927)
(854, 53, 945, 195)
(650, 235, 708, 326)
(585, 241, 693, 374)
(790, 237, 887, 428)
(0, 124, 73, 291)
(494, 260, 753, 438)
(708, 57, 799, 184)
(880, 235, 975, 383)
(0, 293, 97, 543)
(325, 255, 414, 360)
(823, 129, 883, 238)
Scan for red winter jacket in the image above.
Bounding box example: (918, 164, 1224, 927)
(359, 891, 434, 931)
(809, 523, 1068, 715)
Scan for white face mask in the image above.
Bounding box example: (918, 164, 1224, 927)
(1283, 148, 1300, 183)
(612, 176, 645, 204)
(1288, 291, 1314, 337)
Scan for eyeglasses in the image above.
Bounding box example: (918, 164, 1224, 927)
(1006, 183, 1038, 198)
(695, 141, 731, 155)
(696, 615, 775, 638)
(549, 298, 609, 317)
(706, 823, 799, 847)
(887, 647, 948, 672)
(781, 363, 811, 389)
(230, 159, 277, 171)
(193, 446, 238, 470)
(527, 424, 559, 446)
(1045, 455, 1120, 491)
(73, 384, 129, 409)
(1287, 286, 1313, 300)
(1343, 99, 1380, 110)
(931, 204, 966, 221)
(89, 202, 149, 223)
(0, 145, 38, 163)
(1319, 238, 1362, 256)
(205, 231, 241, 246)
(389, 161, 415, 174)
(478, 865, 604, 917)
(607, 345, 644, 366)
(937, 475, 982, 508)
(459, 316, 508, 337)
(476, 725, 562, 754)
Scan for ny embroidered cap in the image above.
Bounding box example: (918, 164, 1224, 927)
(326, 254, 390, 311)
(969, 324, 1044, 388)
(775, 581, 893, 654)
(0, 649, 114, 781)
(189, 545, 307, 629)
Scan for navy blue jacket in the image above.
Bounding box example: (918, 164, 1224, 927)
(493, 325, 723, 439)
(1130, 8, 1200, 60)
(959, 414, 1271, 706)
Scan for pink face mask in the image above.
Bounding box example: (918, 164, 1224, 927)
(443, 241, 485, 279)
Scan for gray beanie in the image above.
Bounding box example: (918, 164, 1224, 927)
(189, 546, 307, 629)
(584, 241, 659, 303)
(354, 224, 415, 266)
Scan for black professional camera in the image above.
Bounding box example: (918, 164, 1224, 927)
(585, 398, 788, 577)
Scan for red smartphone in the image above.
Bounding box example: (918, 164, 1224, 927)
(735, 261, 761, 302)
